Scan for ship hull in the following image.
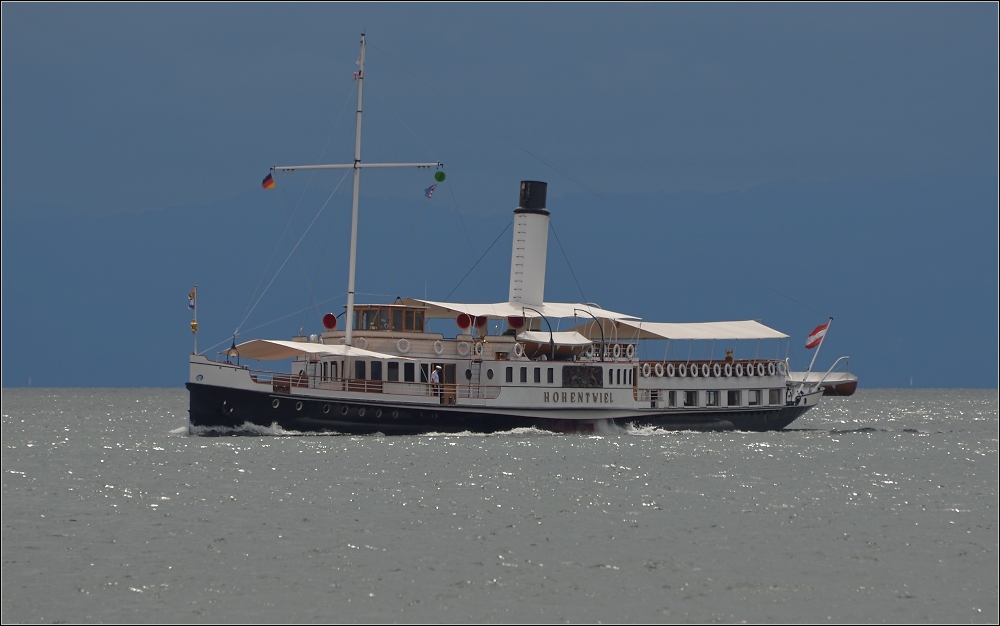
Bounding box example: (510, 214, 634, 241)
(187, 382, 812, 435)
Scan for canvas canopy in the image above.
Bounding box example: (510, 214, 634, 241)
(570, 319, 789, 341)
(402, 298, 637, 322)
(234, 339, 411, 361)
(516, 330, 592, 347)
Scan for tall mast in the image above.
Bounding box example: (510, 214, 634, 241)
(345, 33, 367, 347)
(270, 34, 441, 348)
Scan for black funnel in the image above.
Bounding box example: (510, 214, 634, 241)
(515, 181, 549, 215)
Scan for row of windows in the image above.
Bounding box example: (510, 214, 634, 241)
(500, 366, 556, 384)
(352, 307, 425, 332)
(661, 388, 783, 407)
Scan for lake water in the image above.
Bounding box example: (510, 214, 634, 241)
(2, 388, 996, 623)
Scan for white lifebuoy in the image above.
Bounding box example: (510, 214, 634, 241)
(654, 363, 665, 377)
(457, 342, 471, 357)
(777, 361, 787, 375)
(744, 362, 753, 377)
(641, 363, 651, 377)
(701, 364, 710, 377)
(712, 363, 722, 377)
(757, 363, 766, 377)
(735, 363, 744, 377)
(473, 342, 484, 357)
(724, 363, 733, 377)
(585, 344, 595, 358)
(513, 343, 525, 358)
(689, 363, 698, 378)
(677, 363, 687, 377)
(665, 363, 675, 377)
(767, 362, 776, 376)
(337, 337, 346, 345)
(355, 337, 368, 350)
(396, 338, 410, 353)
(433, 340, 444, 355)
(613, 344, 622, 359)
(625, 344, 636, 360)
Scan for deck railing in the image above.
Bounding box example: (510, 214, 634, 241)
(248, 368, 501, 400)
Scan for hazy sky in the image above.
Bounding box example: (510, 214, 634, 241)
(2, 4, 997, 388)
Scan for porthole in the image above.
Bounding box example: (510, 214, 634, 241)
(465, 369, 472, 381)
(487, 369, 494, 380)
(341, 406, 349, 415)
(196, 374, 203, 381)
(272, 399, 280, 409)
(392, 410, 399, 419)
(358, 408, 366, 417)
(323, 404, 331, 414)
(375, 409, 382, 418)
(295, 401, 303, 411)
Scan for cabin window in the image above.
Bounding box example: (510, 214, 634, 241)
(465, 369, 472, 381)
(387, 362, 399, 382)
(379, 310, 390, 330)
(322, 362, 328, 381)
(414, 311, 424, 332)
(706, 390, 719, 407)
(393, 309, 403, 331)
(405, 310, 414, 330)
(749, 389, 762, 406)
(534, 367, 541, 383)
(547, 367, 554, 384)
(353, 310, 360, 330)
(684, 390, 698, 407)
(355, 360, 366, 380)
(370, 361, 382, 381)
(668, 390, 677, 407)
(728, 390, 741, 406)
(487, 369, 494, 380)
(420, 363, 429, 383)
(520, 367, 527, 383)
(506, 367, 513, 383)
(769, 389, 782, 405)
(617, 369, 621, 385)
(403, 362, 414, 382)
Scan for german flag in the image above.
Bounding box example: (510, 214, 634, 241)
(261, 173, 275, 190)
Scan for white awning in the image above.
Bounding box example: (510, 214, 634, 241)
(402, 298, 638, 321)
(570, 319, 788, 341)
(234, 339, 412, 361)
(516, 330, 593, 347)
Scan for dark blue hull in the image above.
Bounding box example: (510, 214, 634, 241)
(187, 383, 810, 435)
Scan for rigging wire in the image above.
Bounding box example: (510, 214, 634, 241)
(549, 220, 588, 305)
(236, 169, 351, 335)
(444, 221, 512, 301)
(370, 42, 826, 317)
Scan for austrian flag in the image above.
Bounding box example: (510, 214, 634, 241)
(805, 321, 830, 349)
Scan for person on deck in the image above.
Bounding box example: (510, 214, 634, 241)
(431, 365, 443, 403)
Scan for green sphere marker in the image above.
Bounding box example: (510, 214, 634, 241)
(434, 171, 446, 182)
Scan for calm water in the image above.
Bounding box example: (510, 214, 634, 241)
(2, 388, 996, 623)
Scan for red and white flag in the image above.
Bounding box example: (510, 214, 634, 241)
(805, 321, 830, 349)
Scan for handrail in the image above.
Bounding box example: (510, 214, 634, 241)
(812, 356, 851, 393)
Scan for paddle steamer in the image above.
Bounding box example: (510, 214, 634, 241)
(186, 35, 856, 435)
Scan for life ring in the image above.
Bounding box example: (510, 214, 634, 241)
(777, 361, 787, 375)
(396, 338, 410, 354)
(613, 344, 622, 359)
(457, 342, 471, 357)
(743, 362, 753, 376)
(712, 363, 722, 377)
(757, 363, 766, 377)
(689, 363, 698, 378)
(585, 344, 595, 358)
(473, 342, 484, 357)
(665, 363, 675, 377)
(701, 364, 710, 377)
(724, 363, 733, 377)
(625, 344, 636, 360)
(513, 343, 525, 358)
(641, 363, 651, 378)
(654, 363, 664, 377)
(355, 337, 368, 350)
(767, 362, 776, 376)
(433, 340, 444, 355)
(735, 363, 744, 377)
(677, 363, 687, 377)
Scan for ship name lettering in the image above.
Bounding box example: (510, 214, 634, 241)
(544, 391, 613, 404)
